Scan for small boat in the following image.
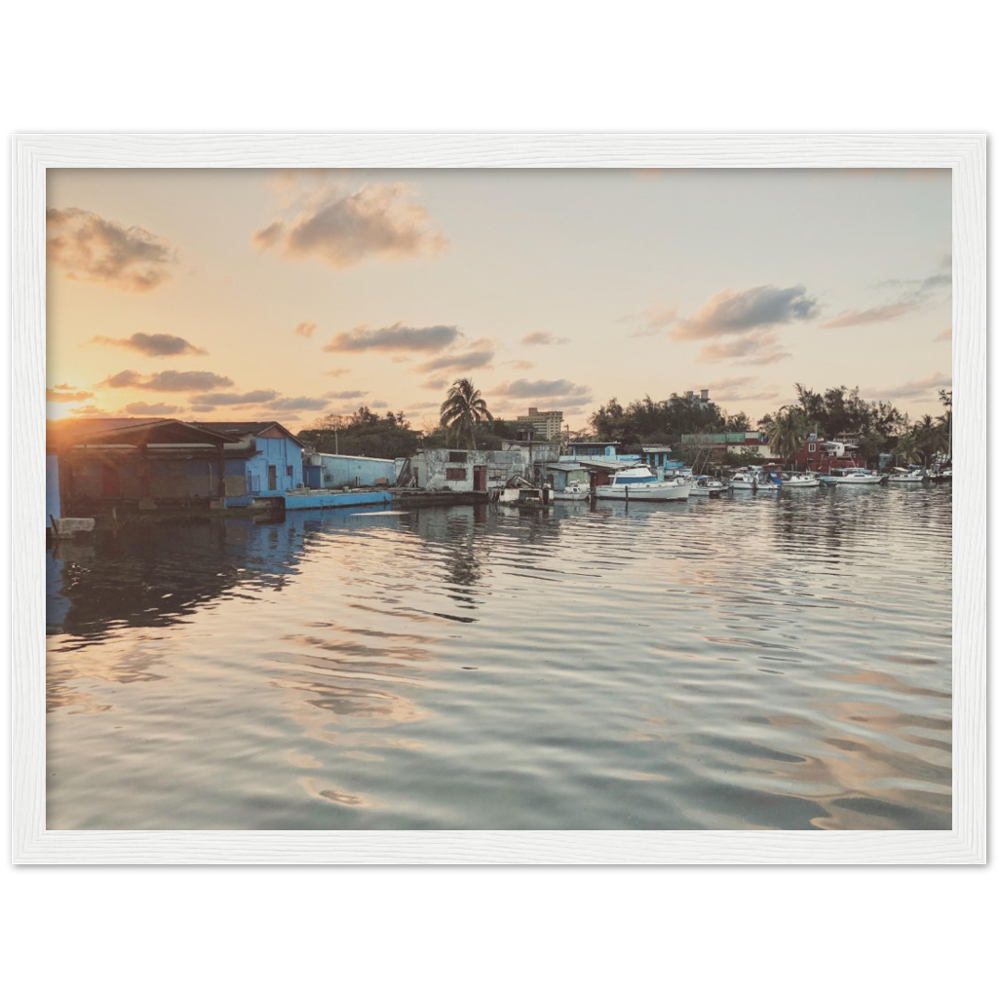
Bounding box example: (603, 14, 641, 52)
(727, 471, 758, 491)
(728, 470, 780, 492)
(552, 482, 591, 500)
(595, 464, 691, 501)
(818, 468, 886, 485)
(781, 472, 820, 488)
(690, 476, 725, 497)
(886, 467, 928, 484)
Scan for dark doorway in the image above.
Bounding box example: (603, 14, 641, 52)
(268, 465, 277, 491)
(473, 465, 487, 490)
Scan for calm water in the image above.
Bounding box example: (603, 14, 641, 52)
(46, 485, 952, 830)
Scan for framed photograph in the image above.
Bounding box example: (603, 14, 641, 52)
(13, 134, 986, 863)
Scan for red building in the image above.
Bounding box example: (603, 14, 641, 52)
(790, 435, 868, 473)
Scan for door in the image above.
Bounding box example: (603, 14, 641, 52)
(267, 465, 277, 491)
(473, 465, 487, 490)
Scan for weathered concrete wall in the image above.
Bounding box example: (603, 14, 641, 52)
(410, 449, 526, 491)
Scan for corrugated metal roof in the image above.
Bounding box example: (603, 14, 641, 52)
(193, 421, 303, 446)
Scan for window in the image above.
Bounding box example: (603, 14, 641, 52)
(448, 451, 467, 463)
(808, 443, 816, 453)
(446, 467, 467, 481)
(286, 465, 293, 477)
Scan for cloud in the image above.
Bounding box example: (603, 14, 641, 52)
(672, 285, 819, 341)
(620, 304, 680, 338)
(89, 332, 207, 356)
(123, 402, 181, 415)
(370, 399, 388, 409)
(489, 378, 585, 398)
(294, 321, 317, 338)
(860, 371, 952, 401)
(878, 255, 952, 300)
(325, 368, 351, 377)
(68, 404, 115, 417)
(47, 386, 94, 403)
(189, 389, 279, 405)
(935, 327, 953, 341)
(820, 302, 920, 329)
(141, 371, 234, 392)
(521, 330, 569, 346)
(488, 379, 592, 409)
(326, 390, 367, 400)
(46, 207, 177, 291)
(413, 339, 495, 374)
(267, 396, 330, 410)
(420, 377, 449, 391)
(252, 181, 446, 269)
(698, 330, 791, 365)
(324, 322, 461, 354)
(98, 369, 233, 392)
(823, 258, 952, 329)
(509, 360, 535, 371)
(190, 404, 217, 413)
(99, 370, 143, 388)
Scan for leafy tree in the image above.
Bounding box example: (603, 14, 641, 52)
(300, 408, 421, 459)
(440, 378, 493, 448)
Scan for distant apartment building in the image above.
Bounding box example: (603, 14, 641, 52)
(684, 389, 713, 406)
(516, 407, 564, 441)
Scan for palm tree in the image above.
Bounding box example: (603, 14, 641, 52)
(912, 414, 946, 465)
(893, 432, 919, 465)
(766, 406, 810, 468)
(440, 378, 493, 449)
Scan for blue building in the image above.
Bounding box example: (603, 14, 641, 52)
(193, 421, 305, 506)
(303, 452, 395, 489)
(52, 418, 305, 512)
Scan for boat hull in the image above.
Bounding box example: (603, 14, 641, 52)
(595, 482, 691, 501)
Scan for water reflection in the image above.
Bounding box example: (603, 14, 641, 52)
(46, 486, 953, 830)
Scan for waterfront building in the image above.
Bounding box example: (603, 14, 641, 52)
(303, 452, 395, 489)
(406, 448, 528, 492)
(515, 406, 564, 441)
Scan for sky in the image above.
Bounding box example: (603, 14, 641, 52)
(45, 168, 953, 433)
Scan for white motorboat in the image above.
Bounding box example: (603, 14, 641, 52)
(728, 470, 780, 492)
(595, 464, 691, 501)
(781, 472, 820, 488)
(727, 471, 758, 490)
(886, 467, 928, 484)
(690, 476, 725, 497)
(818, 468, 886, 485)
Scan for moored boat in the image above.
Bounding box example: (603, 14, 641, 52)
(781, 472, 820, 488)
(886, 467, 928, 484)
(690, 476, 725, 497)
(727, 471, 758, 490)
(818, 468, 886, 485)
(728, 469, 780, 492)
(595, 464, 691, 501)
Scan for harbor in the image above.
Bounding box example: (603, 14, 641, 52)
(40, 165, 957, 837)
